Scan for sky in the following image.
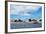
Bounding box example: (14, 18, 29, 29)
(10, 4, 42, 20)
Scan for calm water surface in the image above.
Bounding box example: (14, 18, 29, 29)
(10, 22, 42, 29)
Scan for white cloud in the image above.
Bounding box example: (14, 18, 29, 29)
(24, 5, 40, 12)
(10, 5, 40, 16)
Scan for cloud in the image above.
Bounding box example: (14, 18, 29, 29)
(10, 4, 41, 17)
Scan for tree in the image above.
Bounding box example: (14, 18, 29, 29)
(14, 20, 17, 22)
(32, 19, 37, 21)
(29, 19, 31, 22)
(39, 19, 42, 22)
(18, 19, 22, 22)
